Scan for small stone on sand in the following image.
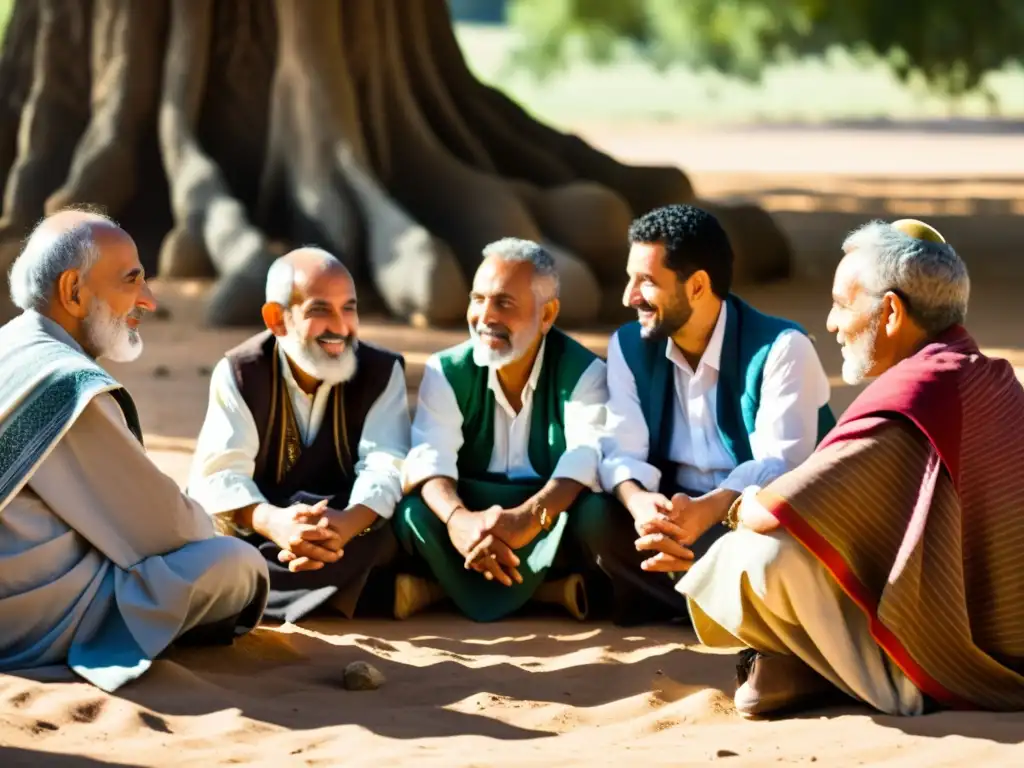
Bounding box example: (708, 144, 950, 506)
(153, 365, 170, 378)
(343, 661, 385, 691)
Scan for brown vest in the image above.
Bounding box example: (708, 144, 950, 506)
(225, 331, 404, 507)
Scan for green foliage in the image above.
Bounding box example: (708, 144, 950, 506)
(507, 0, 1024, 97)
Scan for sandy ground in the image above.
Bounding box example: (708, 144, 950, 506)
(2, 275, 1022, 768)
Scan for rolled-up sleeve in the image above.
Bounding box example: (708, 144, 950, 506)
(599, 333, 662, 493)
(187, 358, 267, 524)
(347, 360, 411, 519)
(402, 355, 463, 492)
(552, 358, 607, 491)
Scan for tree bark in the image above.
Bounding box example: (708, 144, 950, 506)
(0, 0, 792, 328)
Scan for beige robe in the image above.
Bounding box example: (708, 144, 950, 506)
(0, 319, 268, 692)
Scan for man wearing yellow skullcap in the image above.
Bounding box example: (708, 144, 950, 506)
(680, 218, 1024, 718)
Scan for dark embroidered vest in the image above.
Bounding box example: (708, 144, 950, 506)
(224, 331, 404, 507)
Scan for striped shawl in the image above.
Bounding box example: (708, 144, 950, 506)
(758, 325, 1024, 710)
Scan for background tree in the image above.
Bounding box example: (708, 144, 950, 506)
(508, 0, 1023, 103)
(0, 0, 792, 328)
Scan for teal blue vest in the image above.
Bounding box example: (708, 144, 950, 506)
(437, 328, 597, 481)
(615, 294, 835, 490)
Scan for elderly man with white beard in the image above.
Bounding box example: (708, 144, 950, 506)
(188, 248, 410, 623)
(0, 210, 268, 693)
(392, 238, 610, 622)
(678, 219, 1024, 717)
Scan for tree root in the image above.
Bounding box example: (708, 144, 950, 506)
(0, 0, 40, 202)
(158, 0, 274, 324)
(45, 0, 167, 217)
(260, 0, 362, 264)
(0, 0, 792, 329)
(0, 0, 91, 242)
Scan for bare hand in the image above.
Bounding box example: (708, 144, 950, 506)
(635, 530, 695, 573)
(260, 500, 344, 572)
(487, 506, 543, 550)
(636, 493, 718, 547)
(628, 491, 676, 537)
(463, 534, 523, 587)
(447, 506, 521, 586)
(447, 505, 502, 558)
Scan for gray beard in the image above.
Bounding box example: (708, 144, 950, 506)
(277, 332, 358, 385)
(84, 299, 142, 362)
(469, 322, 538, 370)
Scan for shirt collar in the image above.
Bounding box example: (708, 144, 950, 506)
(665, 300, 727, 374)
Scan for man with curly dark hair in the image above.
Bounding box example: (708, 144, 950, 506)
(575, 203, 834, 625)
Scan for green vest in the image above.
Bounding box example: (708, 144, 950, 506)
(437, 328, 597, 481)
(616, 294, 835, 489)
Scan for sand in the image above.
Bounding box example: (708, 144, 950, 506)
(2, 274, 1022, 768)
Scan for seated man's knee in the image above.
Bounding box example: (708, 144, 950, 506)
(197, 536, 268, 596)
(397, 496, 443, 530)
(393, 495, 442, 549)
(570, 494, 623, 551)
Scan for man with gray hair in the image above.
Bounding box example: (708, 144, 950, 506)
(679, 219, 1024, 717)
(393, 238, 612, 621)
(0, 209, 268, 693)
(188, 247, 409, 623)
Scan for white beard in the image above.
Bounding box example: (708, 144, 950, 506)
(277, 330, 358, 385)
(839, 311, 882, 385)
(84, 299, 143, 363)
(469, 320, 539, 370)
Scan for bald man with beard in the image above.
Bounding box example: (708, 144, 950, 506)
(188, 248, 410, 623)
(0, 210, 269, 693)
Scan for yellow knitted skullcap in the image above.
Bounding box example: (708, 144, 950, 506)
(891, 218, 946, 244)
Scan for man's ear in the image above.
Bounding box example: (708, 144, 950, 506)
(56, 270, 88, 318)
(262, 302, 287, 336)
(883, 292, 906, 337)
(687, 270, 710, 303)
(540, 298, 560, 333)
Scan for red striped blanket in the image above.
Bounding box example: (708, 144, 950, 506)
(759, 326, 1024, 710)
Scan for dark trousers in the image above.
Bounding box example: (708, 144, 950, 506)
(245, 491, 398, 624)
(571, 491, 728, 626)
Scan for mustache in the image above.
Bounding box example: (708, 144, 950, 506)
(473, 323, 511, 341)
(632, 300, 657, 312)
(315, 332, 353, 344)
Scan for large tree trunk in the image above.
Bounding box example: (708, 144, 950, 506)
(0, 0, 791, 328)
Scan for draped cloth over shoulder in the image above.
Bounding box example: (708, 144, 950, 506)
(756, 326, 1024, 710)
(0, 311, 268, 693)
(0, 311, 143, 516)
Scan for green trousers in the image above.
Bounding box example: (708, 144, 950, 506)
(393, 477, 614, 622)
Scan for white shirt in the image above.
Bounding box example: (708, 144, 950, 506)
(600, 302, 830, 495)
(188, 346, 411, 521)
(403, 337, 608, 492)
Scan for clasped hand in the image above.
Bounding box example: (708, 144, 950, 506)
(259, 499, 345, 573)
(447, 505, 541, 587)
(630, 491, 719, 573)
